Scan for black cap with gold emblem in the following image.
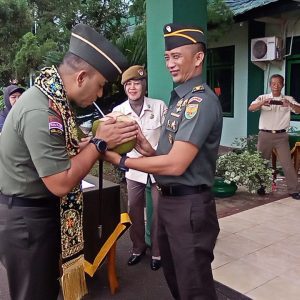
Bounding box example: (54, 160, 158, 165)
(163, 23, 206, 51)
(69, 23, 128, 81)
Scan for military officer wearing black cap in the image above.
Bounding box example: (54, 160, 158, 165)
(0, 23, 138, 300)
(104, 23, 222, 300)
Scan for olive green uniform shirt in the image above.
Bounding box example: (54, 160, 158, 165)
(155, 75, 223, 187)
(0, 87, 70, 198)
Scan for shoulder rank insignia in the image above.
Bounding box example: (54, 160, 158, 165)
(192, 85, 205, 93)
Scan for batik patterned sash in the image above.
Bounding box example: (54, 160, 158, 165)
(35, 66, 87, 300)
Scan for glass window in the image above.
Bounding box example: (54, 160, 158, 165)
(207, 45, 235, 117)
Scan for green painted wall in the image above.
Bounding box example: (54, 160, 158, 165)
(247, 21, 265, 135)
(146, 0, 207, 103)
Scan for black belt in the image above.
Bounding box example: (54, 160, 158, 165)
(260, 129, 286, 134)
(0, 193, 59, 208)
(157, 184, 209, 197)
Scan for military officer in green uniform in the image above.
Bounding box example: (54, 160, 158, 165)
(0, 24, 138, 300)
(104, 23, 223, 300)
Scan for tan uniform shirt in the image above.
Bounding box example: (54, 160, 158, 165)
(251, 93, 300, 130)
(113, 97, 167, 184)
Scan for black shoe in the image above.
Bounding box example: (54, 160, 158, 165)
(127, 251, 145, 266)
(289, 193, 300, 200)
(150, 259, 161, 271)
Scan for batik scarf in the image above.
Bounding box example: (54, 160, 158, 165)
(35, 66, 87, 300)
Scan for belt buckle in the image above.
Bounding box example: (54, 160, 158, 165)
(272, 130, 276, 134)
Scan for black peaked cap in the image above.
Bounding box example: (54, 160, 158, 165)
(163, 23, 206, 51)
(69, 23, 128, 81)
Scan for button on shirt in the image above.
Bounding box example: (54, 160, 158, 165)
(251, 93, 300, 130)
(113, 97, 167, 184)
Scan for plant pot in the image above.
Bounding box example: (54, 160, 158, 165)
(212, 177, 237, 198)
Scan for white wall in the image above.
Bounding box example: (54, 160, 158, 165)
(209, 22, 249, 147)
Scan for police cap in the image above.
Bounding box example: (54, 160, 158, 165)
(121, 65, 147, 85)
(69, 23, 128, 81)
(163, 23, 206, 51)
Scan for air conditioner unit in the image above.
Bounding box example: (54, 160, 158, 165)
(251, 36, 283, 61)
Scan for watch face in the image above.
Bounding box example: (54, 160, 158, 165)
(96, 139, 107, 153)
(91, 138, 107, 153)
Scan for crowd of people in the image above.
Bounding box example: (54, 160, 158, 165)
(0, 20, 299, 300)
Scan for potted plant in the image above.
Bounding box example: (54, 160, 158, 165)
(214, 137, 273, 197)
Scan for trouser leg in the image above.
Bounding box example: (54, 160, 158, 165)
(158, 199, 180, 300)
(150, 183, 160, 257)
(0, 204, 60, 300)
(257, 131, 274, 160)
(158, 191, 219, 300)
(126, 179, 147, 254)
(274, 133, 298, 193)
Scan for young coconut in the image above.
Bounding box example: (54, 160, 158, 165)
(92, 111, 137, 154)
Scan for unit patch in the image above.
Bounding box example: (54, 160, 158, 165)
(49, 115, 64, 135)
(188, 97, 202, 104)
(185, 103, 199, 119)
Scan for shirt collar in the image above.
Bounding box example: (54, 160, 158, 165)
(174, 75, 203, 98)
(121, 97, 152, 115)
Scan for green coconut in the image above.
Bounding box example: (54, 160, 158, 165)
(92, 113, 137, 154)
(77, 126, 88, 140)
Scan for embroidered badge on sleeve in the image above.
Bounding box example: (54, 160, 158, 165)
(49, 115, 64, 135)
(184, 97, 202, 119)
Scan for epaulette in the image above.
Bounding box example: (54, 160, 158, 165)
(192, 85, 205, 93)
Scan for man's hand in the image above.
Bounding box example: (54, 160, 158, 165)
(78, 136, 91, 152)
(135, 126, 156, 157)
(262, 98, 271, 107)
(282, 98, 290, 107)
(95, 117, 138, 149)
(103, 150, 122, 166)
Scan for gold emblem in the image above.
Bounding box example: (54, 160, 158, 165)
(138, 69, 144, 76)
(171, 120, 177, 130)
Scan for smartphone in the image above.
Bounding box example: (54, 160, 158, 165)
(269, 99, 283, 105)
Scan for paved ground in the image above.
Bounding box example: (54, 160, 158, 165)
(214, 196, 300, 300)
(0, 169, 293, 299)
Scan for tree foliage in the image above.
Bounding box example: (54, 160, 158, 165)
(0, 0, 32, 86)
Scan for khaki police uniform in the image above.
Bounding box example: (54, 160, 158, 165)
(0, 87, 67, 299)
(155, 75, 222, 300)
(113, 97, 167, 257)
(251, 93, 300, 194)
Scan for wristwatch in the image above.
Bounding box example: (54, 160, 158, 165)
(89, 138, 108, 153)
(119, 155, 129, 172)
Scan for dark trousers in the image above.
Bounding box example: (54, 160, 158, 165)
(158, 190, 219, 300)
(258, 131, 298, 194)
(126, 179, 160, 256)
(0, 202, 60, 300)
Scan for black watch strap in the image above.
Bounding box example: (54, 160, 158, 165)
(119, 155, 129, 172)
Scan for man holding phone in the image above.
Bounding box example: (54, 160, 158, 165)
(249, 74, 300, 199)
